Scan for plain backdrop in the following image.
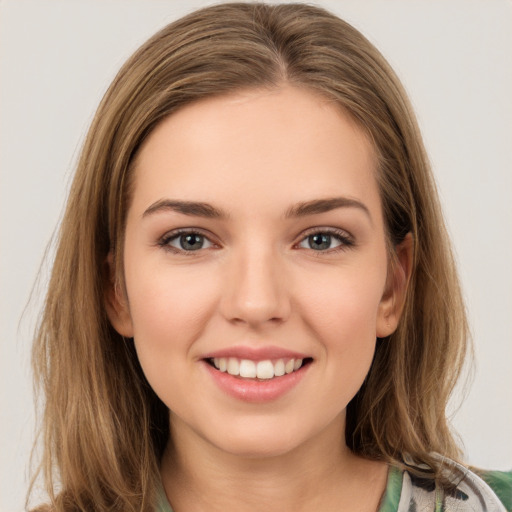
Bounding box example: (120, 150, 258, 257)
(1, 1, 511, 510)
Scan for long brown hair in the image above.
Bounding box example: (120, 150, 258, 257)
(31, 3, 469, 510)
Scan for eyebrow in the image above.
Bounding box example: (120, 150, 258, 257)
(142, 196, 371, 222)
(284, 197, 372, 222)
(143, 199, 228, 219)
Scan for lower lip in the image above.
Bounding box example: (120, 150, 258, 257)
(203, 361, 310, 403)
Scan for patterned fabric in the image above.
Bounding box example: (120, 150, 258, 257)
(156, 458, 512, 512)
(380, 457, 512, 512)
(475, 470, 512, 512)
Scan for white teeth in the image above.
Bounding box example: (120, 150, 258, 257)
(227, 358, 240, 376)
(239, 359, 257, 378)
(256, 360, 274, 379)
(212, 357, 306, 379)
(274, 359, 285, 377)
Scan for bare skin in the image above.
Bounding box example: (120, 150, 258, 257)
(161, 413, 388, 512)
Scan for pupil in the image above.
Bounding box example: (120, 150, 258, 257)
(181, 234, 203, 250)
(309, 233, 330, 250)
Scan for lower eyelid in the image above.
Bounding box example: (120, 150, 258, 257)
(296, 229, 354, 247)
(158, 229, 216, 250)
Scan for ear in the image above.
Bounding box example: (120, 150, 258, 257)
(104, 252, 134, 338)
(376, 233, 413, 338)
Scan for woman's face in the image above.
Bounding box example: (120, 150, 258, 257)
(108, 85, 407, 458)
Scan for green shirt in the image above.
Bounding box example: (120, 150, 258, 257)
(157, 458, 512, 512)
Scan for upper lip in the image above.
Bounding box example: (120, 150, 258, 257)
(201, 345, 310, 361)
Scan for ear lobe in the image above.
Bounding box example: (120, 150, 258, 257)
(376, 233, 413, 338)
(104, 252, 134, 338)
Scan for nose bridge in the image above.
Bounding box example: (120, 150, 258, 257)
(222, 240, 290, 326)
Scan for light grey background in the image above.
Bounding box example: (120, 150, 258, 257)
(1, 1, 511, 510)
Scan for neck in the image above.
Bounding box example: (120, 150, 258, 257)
(160, 414, 388, 512)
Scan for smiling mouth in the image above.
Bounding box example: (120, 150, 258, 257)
(205, 357, 313, 380)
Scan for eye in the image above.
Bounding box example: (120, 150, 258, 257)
(161, 231, 214, 252)
(297, 230, 353, 251)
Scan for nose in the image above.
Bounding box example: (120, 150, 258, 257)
(220, 246, 291, 327)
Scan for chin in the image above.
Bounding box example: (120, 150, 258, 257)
(206, 418, 316, 460)
(216, 435, 299, 459)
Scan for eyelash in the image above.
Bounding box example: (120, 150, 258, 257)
(157, 227, 355, 255)
(158, 228, 216, 255)
(295, 227, 355, 254)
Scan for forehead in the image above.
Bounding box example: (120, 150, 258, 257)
(130, 85, 380, 219)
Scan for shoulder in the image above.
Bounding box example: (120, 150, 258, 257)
(383, 457, 512, 512)
(424, 458, 511, 512)
(435, 462, 512, 512)
(472, 467, 512, 511)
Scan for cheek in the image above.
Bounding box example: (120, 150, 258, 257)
(295, 259, 387, 389)
(315, 280, 382, 399)
(124, 262, 220, 374)
(297, 262, 386, 339)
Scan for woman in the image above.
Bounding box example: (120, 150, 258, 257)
(30, 3, 511, 511)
